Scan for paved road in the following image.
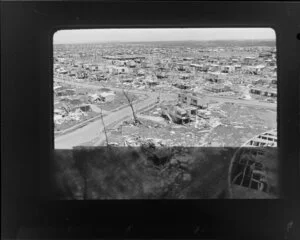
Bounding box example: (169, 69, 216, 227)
(205, 95, 276, 109)
(55, 78, 276, 109)
(54, 78, 275, 149)
(55, 91, 158, 149)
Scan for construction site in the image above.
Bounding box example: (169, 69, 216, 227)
(53, 37, 278, 199)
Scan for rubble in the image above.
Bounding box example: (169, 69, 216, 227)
(55, 41, 277, 148)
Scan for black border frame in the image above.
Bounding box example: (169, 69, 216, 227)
(2, 1, 300, 239)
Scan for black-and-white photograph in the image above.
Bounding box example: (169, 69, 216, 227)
(53, 28, 278, 199)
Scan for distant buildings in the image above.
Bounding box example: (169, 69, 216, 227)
(245, 65, 266, 75)
(108, 66, 129, 75)
(250, 87, 277, 97)
(206, 72, 226, 83)
(76, 70, 88, 79)
(221, 65, 235, 73)
(259, 51, 272, 59)
(103, 55, 145, 61)
(204, 84, 231, 93)
(190, 64, 209, 72)
(208, 64, 220, 72)
(55, 88, 76, 97)
(243, 56, 256, 65)
(178, 92, 209, 109)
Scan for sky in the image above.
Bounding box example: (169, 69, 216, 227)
(53, 28, 275, 44)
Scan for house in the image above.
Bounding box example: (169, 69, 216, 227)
(205, 84, 231, 93)
(137, 69, 146, 76)
(103, 55, 145, 61)
(190, 63, 209, 72)
(246, 65, 265, 75)
(177, 63, 188, 71)
(127, 60, 136, 68)
(94, 73, 108, 81)
(88, 93, 103, 103)
(271, 78, 277, 85)
(265, 59, 276, 66)
(90, 65, 98, 71)
(173, 83, 190, 90)
(250, 87, 277, 97)
(190, 63, 202, 68)
(178, 92, 209, 109)
(75, 104, 91, 112)
(109, 66, 129, 75)
(206, 72, 225, 83)
(161, 104, 190, 124)
(69, 71, 76, 77)
(208, 59, 219, 64)
(76, 70, 88, 79)
(54, 64, 60, 70)
(53, 85, 62, 91)
(231, 58, 239, 63)
(156, 72, 168, 79)
(208, 64, 220, 72)
(99, 92, 115, 102)
(144, 75, 159, 86)
(259, 52, 272, 58)
(183, 105, 198, 117)
(54, 102, 71, 113)
(83, 64, 91, 70)
(183, 57, 193, 61)
(243, 57, 256, 65)
(252, 79, 264, 85)
(57, 68, 68, 74)
(221, 65, 235, 73)
(179, 73, 190, 80)
(56, 88, 76, 97)
(121, 78, 134, 83)
(54, 108, 67, 117)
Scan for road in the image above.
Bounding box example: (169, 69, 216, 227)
(205, 95, 276, 109)
(54, 78, 276, 149)
(55, 78, 276, 109)
(55, 90, 158, 149)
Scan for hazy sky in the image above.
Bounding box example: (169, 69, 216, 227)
(54, 28, 275, 44)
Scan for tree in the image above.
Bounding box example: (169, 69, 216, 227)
(100, 107, 109, 147)
(122, 90, 141, 125)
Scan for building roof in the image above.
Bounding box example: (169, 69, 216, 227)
(103, 55, 145, 60)
(99, 92, 115, 97)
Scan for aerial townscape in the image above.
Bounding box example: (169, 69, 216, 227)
(54, 38, 278, 199)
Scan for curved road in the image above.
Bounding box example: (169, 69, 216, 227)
(55, 89, 158, 149)
(54, 78, 276, 149)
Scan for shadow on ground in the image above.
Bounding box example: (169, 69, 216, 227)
(52, 146, 278, 199)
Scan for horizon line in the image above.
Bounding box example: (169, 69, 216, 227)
(54, 38, 276, 45)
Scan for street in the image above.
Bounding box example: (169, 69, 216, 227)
(54, 78, 276, 149)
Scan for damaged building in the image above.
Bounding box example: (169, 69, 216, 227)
(178, 92, 209, 109)
(205, 84, 231, 93)
(230, 129, 278, 198)
(250, 87, 277, 98)
(205, 72, 226, 83)
(161, 104, 190, 124)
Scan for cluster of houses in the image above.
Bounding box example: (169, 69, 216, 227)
(53, 83, 116, 126)
(161, 91, 210, 124)
(54, 45, 277, 101)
